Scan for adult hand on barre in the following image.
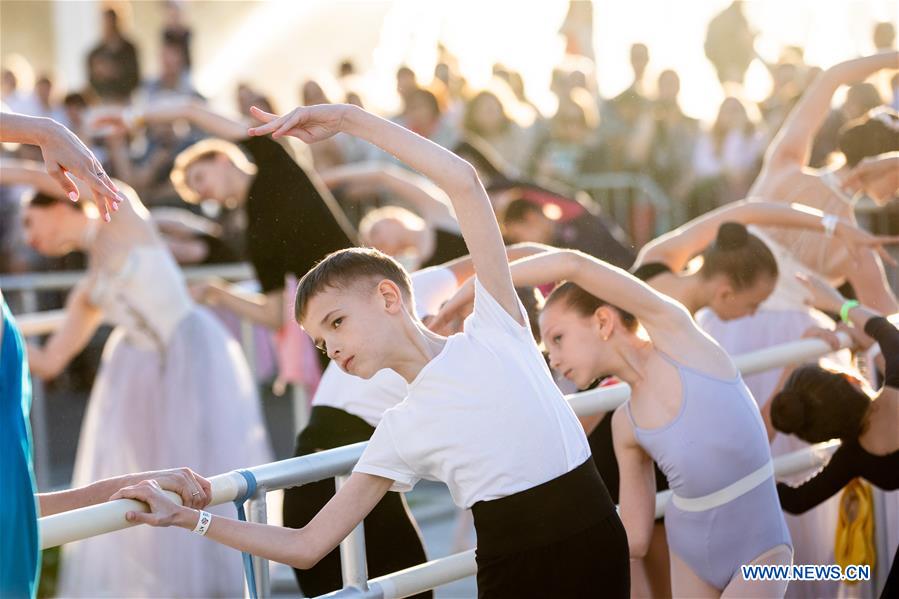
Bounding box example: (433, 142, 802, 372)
(834, 321, 876, 351)
(189, 280, 223, 306)
(110, 480, 187, 527)
(110, 467, 212, 526)
(110, 467, 212, 510)
(247, 104, 348, 143)
(800, 326, 842, 351)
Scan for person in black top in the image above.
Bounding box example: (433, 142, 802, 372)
(95, 99, 357, 329)
(319, 162, 468, 270)
(770, 276, 899, 597)
(150, 208, 239, 266)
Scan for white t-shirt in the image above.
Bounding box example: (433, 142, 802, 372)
(353, 279, 591, 508)
(311, 266, 459, 427)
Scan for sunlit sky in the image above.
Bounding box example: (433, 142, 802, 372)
(359, 0, 898, 121)
(199, 0, 894, 123)
(2, 1, 895, 123)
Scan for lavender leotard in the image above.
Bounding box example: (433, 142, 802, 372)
(627, 352, 791, 590)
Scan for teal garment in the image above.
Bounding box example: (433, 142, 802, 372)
(0, 296, 39, 599)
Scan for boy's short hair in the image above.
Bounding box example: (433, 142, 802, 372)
(170, 138, 258, 204)
(295, 247, 414, 323)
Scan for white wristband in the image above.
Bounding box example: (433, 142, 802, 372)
(821, 214, 839, 237)
(192, 510, 212, 536)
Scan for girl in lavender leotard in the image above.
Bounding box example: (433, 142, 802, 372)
(433, 248, 794, 597)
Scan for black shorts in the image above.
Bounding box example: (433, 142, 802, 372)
(472, 458, 629, 598)
(282, 406, 430, 598)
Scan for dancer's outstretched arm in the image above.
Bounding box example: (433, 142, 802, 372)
(39, 468, 211, 517)
(847, 248, 899, 314)
(0, 112, 121, 219)
(320, 162, 459, 232)
(634, 198, 899, 272)
(27, 280, 102, 380)
(190, 281, 284, 330)
(250, 104, 522, 322)
(431, 250, 736, 374)
(91, 98, 248, 141)
(112, 471, 392, 570)
(766, 52, 899, 169)
(435, 249, 688, 332)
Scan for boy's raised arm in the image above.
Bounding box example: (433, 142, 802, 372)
(249, 104, 523, 323)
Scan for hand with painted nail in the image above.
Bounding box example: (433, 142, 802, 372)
(0, 113, 122, 222)
(37, 119, 122, 222)
(247, 104, 348, 144)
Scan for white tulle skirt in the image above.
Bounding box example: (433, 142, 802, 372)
(58, 307, 273, 598)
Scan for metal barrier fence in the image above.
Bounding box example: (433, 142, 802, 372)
(36, 318, 898, 598)
(577, 172, 681, 241)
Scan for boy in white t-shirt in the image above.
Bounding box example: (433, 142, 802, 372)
(116, 103, 629, 597)
(282, 265, 457, 597)
(284, 256, 543, 597)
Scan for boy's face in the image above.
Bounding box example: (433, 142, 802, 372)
(301, 281, 399, 379)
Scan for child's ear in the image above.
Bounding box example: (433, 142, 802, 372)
(593, 306, 615, 342)
(378, 279, 403, 314)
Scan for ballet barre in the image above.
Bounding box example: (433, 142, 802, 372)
(314, 441, 841, 599)
(39, 442, 368, 549)
(32, 314, 899, 598)
(37, 441, 839, 599)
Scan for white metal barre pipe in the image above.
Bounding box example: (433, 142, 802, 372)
(316, 441, 841, 599)
(734, 332, 851, 375)
(317, 550, 477, 599)
(38, 310, 893, 548)
(39, 471, 246, 549)
(0, 262, 254, 292)
(336, 475, 370, 592)
(565, 320, 888, 416)
(39, 442, 367, 549)
(37, 313, 865, 549)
